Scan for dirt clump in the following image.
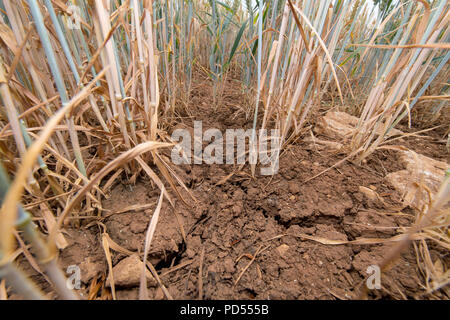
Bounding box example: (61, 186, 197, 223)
(39, 76, 449, 300)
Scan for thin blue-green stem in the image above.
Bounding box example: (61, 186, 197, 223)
(389, 50, 450, 131)
(250, 0, 263, 167)
(0, 164, 77, 300)
(26, 0, 87, 177)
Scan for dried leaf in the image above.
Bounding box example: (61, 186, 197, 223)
(140, 186, 164, 300)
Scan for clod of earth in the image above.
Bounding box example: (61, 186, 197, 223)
(106, 254, 157, 288)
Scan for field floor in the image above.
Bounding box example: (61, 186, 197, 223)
(14, 75, 449, 300)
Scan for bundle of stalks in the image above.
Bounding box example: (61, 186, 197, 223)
(359, 169, 449, 299)
(0, 0, 180, 299)
(346, 0, 449, 162)
(0, 0, 448, 300)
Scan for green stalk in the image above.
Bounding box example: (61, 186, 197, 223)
(26, 0, 87, 177)
(132, 0, 150, 116)
(0, 57, 26, 156)
(250, 0, 263, 176)
(44, 0, 109, 133)
(0, 262, 46, 300)
(3, 0, 71, 159)
(94, 0, 131, 148)
(0, 164, 78, 300)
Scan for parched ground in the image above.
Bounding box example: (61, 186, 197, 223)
(11, 75, 450, 300)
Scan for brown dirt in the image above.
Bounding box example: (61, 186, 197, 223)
(10, 75, 449, 300)
(394, 124, 449, 163)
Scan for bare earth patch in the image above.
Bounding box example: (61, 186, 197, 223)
(14, 77, 448, 300)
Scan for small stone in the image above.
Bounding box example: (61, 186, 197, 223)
(223, 258, 235, 273)
(233, 189, 245, 201)
(190, 236, 202, 249)
(359, 186, 381, 202)
(247, 187, 259, 198)
(130, 220, 147, 234)
(267, 197, 277, 207)
(78, 257, 103, 283)
(154, 287, 164, 300)
(232, 205, 242, 215)
(313, 162, 320, 167)
(169, 239, 179, 251)
(276, 244, 289, 257)
(210, 261, 219, 271)
(186, 248, 196, 258)
(106, 254, 156, 288)
(288, 182, 301, 194)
